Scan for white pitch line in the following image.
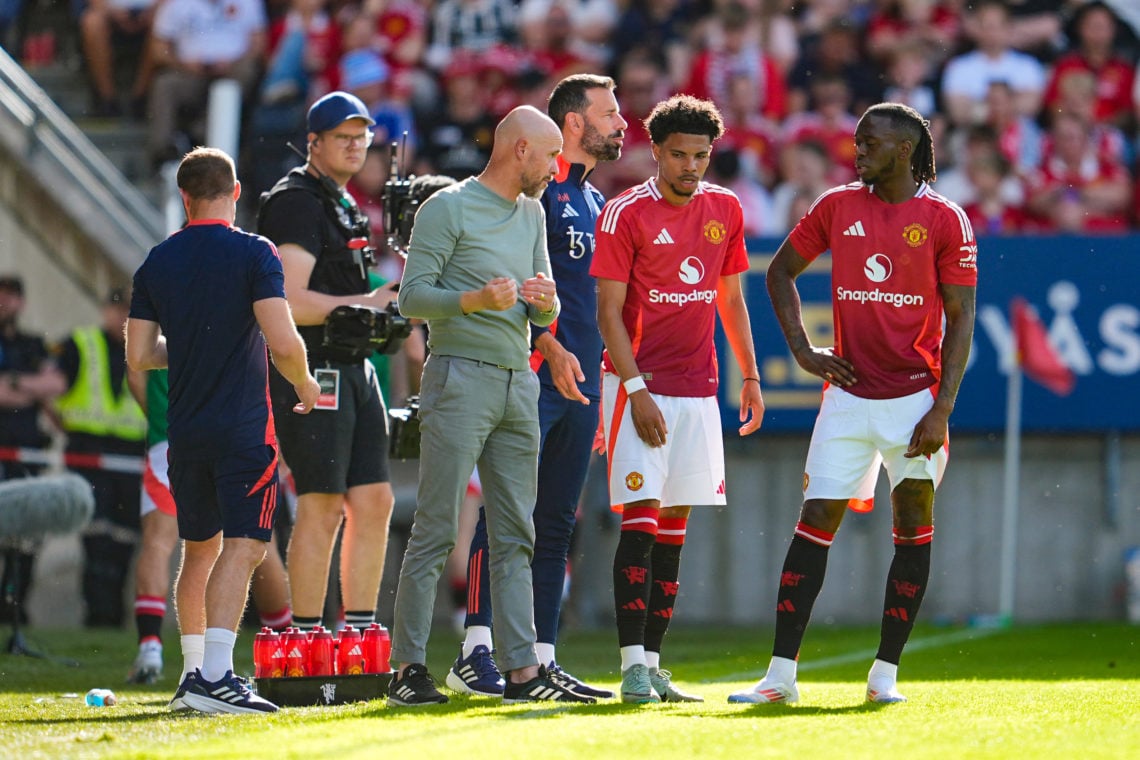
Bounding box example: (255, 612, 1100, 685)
(712, 626, 1003, 683)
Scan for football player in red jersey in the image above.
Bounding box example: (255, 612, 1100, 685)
(591, 94, 764, 703)
(729, 102, 976, 706)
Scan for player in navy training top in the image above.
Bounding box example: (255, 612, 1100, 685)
(127, 147, 318, 715)
(453, 75, 626, 700)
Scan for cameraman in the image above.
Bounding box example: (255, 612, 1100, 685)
(257, 91, 396, 633)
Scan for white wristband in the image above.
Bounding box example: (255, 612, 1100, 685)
(622, 375, 647, 395)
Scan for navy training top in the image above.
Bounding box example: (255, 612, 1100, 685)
(533, 157, 606, 401)
(130, 220, 284, 460)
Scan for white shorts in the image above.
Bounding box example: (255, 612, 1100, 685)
(803, 385, 947, 511)
(601, 374, 725, 509)
(140, 441, 176, 518)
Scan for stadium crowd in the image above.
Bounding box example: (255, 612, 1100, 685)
(3, 0, 1140, 237)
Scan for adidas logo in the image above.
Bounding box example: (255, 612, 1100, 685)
(653, 228, 675, 245)
(561, 205, 579, 218)
(842, 220, 866, 237)
(520, 684, 562, 700)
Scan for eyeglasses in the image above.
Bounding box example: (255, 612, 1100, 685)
(327, 130, 374, 148)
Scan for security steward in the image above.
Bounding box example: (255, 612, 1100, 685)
(53, 288, 146, 627)
(257, 91, 397, 633)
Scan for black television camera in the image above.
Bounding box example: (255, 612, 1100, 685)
(322, 303, 412, 362)
(382, 137, 419, 256)
(388, 395, 421, 460)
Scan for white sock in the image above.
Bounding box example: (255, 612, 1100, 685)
(462, 626, 493, 658)
(766, 656, 798, 685)
(200, 628, 237, 683)
(645, 650, 661, 670)
(535, 642, 556, 667)
(180, 634, 204, 679)
(868, 658, 898, 685)
(620, 645, 646, 672)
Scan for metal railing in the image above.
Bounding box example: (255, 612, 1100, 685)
(0, 47, 164, 270)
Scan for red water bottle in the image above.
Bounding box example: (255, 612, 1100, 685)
(363, 623, 392, 673)
(336, 626, 364, 675)
(308, 626, 335, 676)
(253, 627, 275, 678)
(284, 627, 309, 677)
(268, 630, 286, 678)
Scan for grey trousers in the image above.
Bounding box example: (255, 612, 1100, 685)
(391, 355, 541, 673)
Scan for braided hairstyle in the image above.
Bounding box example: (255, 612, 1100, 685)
(864, 102, 937, 184)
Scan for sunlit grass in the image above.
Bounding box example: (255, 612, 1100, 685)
(3, 623, 1137, 759)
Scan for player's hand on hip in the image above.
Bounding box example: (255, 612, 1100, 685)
(796, 346, 856, 387)
(521, 272, 556, 311)
(293, 374, 322, 414)
(630, 392, 667, 448)
(480, 277, 519, 311)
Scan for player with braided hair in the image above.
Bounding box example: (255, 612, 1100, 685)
(729, 102, 976, 705)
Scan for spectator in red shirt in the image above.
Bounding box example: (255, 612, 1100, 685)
(866, 0, 961, 71)
(517, 0, 599, 80)
(1042, 69, 1129, 165)
(982, 80, 1043, 178)
(260, 0, 341, 106)
(781, 74, 859, 185)
(682, 0, 787, 121)
(588, 52, 666, 199)
(1024, 111, 1133, 233)
(720, 69, 781, 188)
(361, 0, 428, 76)
(1043, 1, 1135, 130)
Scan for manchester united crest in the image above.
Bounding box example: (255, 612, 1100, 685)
(703, 220, 727, 244)
(625, 471, 644, 491)
(902, 223, 928, 247)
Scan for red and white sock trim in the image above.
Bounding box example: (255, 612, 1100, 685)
(259, 606, 293, 631)
(656, 516, 688, 546)
(621, 505, 659, 536)
(134, 595, 167, 616)
(893, 525, 934, 545)
(794, 521, 835, 547)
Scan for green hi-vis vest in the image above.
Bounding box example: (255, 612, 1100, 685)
(55, 326, 146, 441)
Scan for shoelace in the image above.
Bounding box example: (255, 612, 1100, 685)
(472, 649, 500, 675)
(546, 665, 579, 689)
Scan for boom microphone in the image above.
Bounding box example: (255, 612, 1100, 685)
(0, 474, 96, 539)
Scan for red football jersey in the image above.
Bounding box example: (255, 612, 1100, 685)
(789, 182, 977, 399)
(592, 180, 749, 397)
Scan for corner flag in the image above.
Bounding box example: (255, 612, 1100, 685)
(1011, 297, 1074, 396)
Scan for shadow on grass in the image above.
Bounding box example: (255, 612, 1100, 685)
(717, 701, 893, 718)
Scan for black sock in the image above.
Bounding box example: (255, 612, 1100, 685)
(773, 534, 831, 660)
(291, 615, 321, 632)
(644, 540, 682, 656)
(876, 542, 931, 664)
(344, 610, 374, 629)
(613, 529, 656, 648)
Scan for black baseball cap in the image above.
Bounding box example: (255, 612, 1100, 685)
(0, 274, 24, 295)
(307, 91, 375, 134)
